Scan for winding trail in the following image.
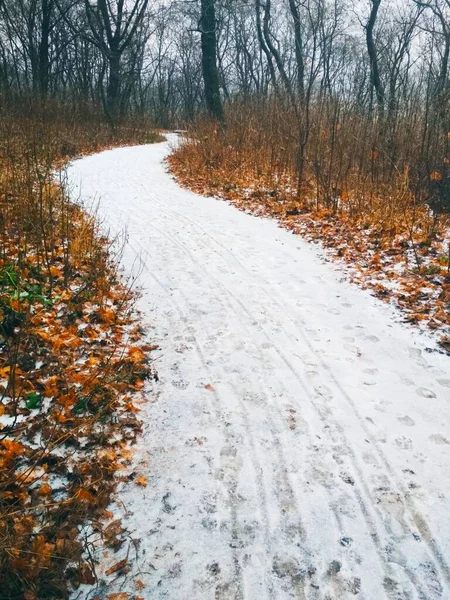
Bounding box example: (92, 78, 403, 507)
(67, 136, 450, 600)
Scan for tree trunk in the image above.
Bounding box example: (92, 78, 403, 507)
(199, 0, 224, 122)
(288, 0, 304, 101)
(107, 49, 121, 121)
(366, 0, 384, 114)
(261, 0, 293, 101)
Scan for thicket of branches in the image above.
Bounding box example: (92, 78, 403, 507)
(1, 0, 449, 213)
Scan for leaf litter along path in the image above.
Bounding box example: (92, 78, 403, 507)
(67, 135, 450, 600)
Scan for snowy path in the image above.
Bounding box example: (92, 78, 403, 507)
(67, 137, 450, 600)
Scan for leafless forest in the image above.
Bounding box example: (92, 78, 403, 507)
(0, 0, 449, 211)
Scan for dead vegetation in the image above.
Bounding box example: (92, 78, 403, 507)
(0, 100, 162, 599)
(169, 100, 450, 351)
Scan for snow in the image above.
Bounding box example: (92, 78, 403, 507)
(67, 136, 450, 600)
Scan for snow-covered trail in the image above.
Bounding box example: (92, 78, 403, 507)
(67, 137, 450, 600)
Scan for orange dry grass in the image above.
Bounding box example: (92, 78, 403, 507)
(0, 103, 160, 599)
(169, 110, 450, 349)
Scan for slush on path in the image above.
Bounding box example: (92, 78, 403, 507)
(67, 136, 450, 600)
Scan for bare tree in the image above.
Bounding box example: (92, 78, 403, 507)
(82, 0, 149, 120)
(0, 0, 57, 97)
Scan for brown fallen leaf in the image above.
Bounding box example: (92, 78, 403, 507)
(80, 562, 96, 584)
(141, 343, 159, 351)
(107, 594, 129, 600)
(135, 579, 145, 591)
(205, 383, 215, 392)
(104, 519, 122, 537)
(37, 483, 52, 495)
(105, 558, 129, 576)
(135, 474, 148, 487)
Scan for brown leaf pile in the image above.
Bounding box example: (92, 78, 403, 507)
(0, 108, 160, 599)
(0, 222, 155, 599)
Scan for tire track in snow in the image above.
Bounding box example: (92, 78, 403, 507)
(100, 197, 346, 598)
(137, 194, 439, 597)
(124, 207, 426, 598)
(128, 231, 306, 599)
(145, 187, 450, 596)
(67, 137, 450, 600)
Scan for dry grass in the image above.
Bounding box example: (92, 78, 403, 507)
(0, 100, 162, 599)
(169, 100, 450, 348)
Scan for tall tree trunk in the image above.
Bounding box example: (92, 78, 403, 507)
(366, 0, 384, 114)
(255, 0, 277, 90)
(199, 0, 224, 121)
(288, 0, 304, 101)
(107, 49, 121, 121)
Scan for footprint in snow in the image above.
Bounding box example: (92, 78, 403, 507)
(171, 379, 190, 390)
(344, 344, 361, 356)
(395, 436, 413, 450)
(364, 334, 380, 343)
(416, 387, 436, 399)
(363, 367, 379, 375)
(430, 434, 449, 445)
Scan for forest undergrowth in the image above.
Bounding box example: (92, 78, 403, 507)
(169, 104, 450, 353)
(0, 100, 163, 600)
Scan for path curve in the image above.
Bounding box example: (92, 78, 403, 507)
(67, 136, 450, 600)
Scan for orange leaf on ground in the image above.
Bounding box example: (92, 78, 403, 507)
(2, 439, 25, 456)
(44, 375, 60, 397)
(135, 475, 148, 487)
(141, 343, 159, 351)
(57, 389, 77, 409)
(98, 306, 116, 323)
(107, 594, 129, 600)
(10, 299, 20, 311)
(0, 366, 11, 378)
(75, 488, 96, 503)
(131, 378, 145, 390)
(105, 558, 128, 576)
(128, 347, 146, 363)
(38, 483, 52, 495)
